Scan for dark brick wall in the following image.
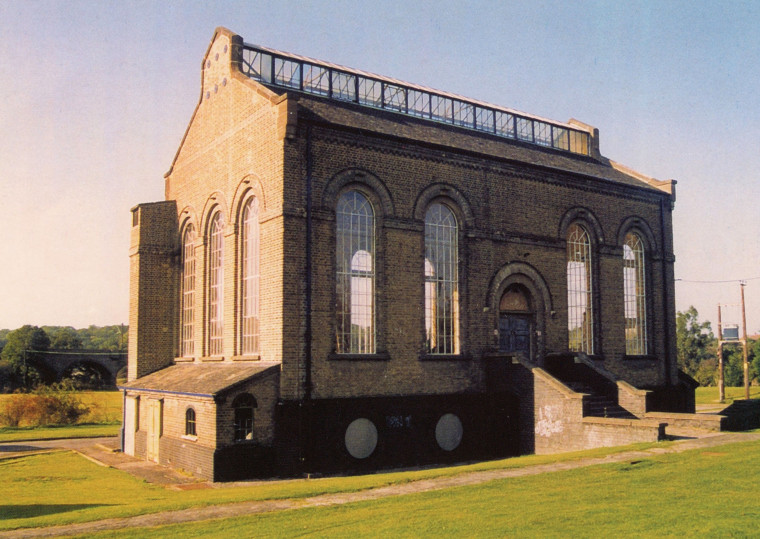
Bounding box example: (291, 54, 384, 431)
(277, 392, 519, 476)
(160, 435, 216, 481)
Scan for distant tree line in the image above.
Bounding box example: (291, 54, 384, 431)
(677, 306, 760, 387)
(0, 325, 127, 392)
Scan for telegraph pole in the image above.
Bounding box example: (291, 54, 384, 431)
(717, 304, 725, 403)
(741, 281, 749, 400)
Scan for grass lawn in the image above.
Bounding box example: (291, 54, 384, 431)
(695, 385, 760, 405)
(77, 391, 123, 423)
(62, 438, 760, 538)
(0, 423, 120, 442)
(1, 441, 670, 532)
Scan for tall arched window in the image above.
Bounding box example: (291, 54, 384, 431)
(567, 223, 593, 353)
(425, 202, 459, 355)
(336, 191, 375, 354)
(624, 232, 647, 354)
(180, 224, 196, 358)
(208, 211, 224, 356)
(241, 198, 260, 355)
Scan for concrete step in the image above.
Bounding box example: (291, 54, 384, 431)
(584, 397, 636, 419)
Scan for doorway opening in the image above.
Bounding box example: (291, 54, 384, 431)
(498, 285, 534, 359)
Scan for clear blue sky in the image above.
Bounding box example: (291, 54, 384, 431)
(1, 0, 759, 333)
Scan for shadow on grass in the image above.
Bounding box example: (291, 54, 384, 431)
(0, 444, 46, 453)
(1, 504, 116, 520)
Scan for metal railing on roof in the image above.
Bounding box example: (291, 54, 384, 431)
(239, 44, 590, 156)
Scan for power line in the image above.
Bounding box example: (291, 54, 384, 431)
(675, 276, 760, 284)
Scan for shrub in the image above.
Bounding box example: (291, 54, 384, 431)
(0, 383, 90, 427)
(33, 383, 90, 425)
(0, 393, 33, 427)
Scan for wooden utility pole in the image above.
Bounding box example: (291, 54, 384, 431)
(717, 304, 725, 403)
(741, 282, 750, 400)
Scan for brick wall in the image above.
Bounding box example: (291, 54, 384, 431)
(162, 28, 288, 369)
(288, 118, 676, 400)
(128, 201, 177, 380)
(216, 369, 280, 447)
(124, 367, 279, 479)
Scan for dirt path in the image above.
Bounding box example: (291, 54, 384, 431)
(3, 431, 759, 538)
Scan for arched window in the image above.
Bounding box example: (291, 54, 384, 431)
(336, 191, 375, 354)
(241, 198, 260, 355)
(208, 212, 224, 356)
(185, 407, 196, 436)
(425, 202, 459, 354)
(233, 393, 257, 442)
(180, 224, 196, 358)
(624, 232, 647, 354)
(567, 223, 593, 353)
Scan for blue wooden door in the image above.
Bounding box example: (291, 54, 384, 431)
(499, 314, 531, 355)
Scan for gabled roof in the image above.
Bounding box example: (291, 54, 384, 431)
(120, 362, 279, 398)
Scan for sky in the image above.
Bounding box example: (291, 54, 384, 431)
(1, 0, 759, 333)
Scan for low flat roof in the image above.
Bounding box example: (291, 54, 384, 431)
(121, 362, 279, 398)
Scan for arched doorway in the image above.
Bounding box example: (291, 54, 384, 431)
(498, 285, 534, 358)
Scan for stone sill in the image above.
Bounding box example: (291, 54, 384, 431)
(232, 355, 261, 361)
(328, 352, 391, 361)
(623, 355, 659, 361)
(419, 353, 472, 362)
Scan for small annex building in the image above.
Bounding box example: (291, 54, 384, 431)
(122, 27, 695, 481)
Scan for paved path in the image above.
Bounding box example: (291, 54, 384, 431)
(2, 430, 760, 538)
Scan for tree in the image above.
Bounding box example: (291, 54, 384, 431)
(0, 325, 51, 389)
(48, 327, 83, 350)
(722, 337, 758, 388)
(0, 328, 10, 354)
(78, 325, 127, 351)
(751, 338, 760, 385)
(676, 306, 717, 383)
(721, 344, 745, 387)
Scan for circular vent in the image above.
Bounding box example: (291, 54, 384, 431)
(344, 418, 378, 459)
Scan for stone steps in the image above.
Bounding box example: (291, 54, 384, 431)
(583, 395, 636, 419)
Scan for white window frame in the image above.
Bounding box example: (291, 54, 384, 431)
(180, 225, 196, 358)
(241, 198, 260, 355)
(624, 232, 647, 355)
(336, 191, 375, 354)
(567, 223, 593, 354)
(207, 212, 224, 356)
(425, 202, 459, 355)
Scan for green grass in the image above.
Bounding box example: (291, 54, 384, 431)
(77, 439, 760, 538)
(695, 385, 760, 405)
(77, 391, 123, 424)
(0, 442, 668, 532)
(0, 423, 120, 442)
